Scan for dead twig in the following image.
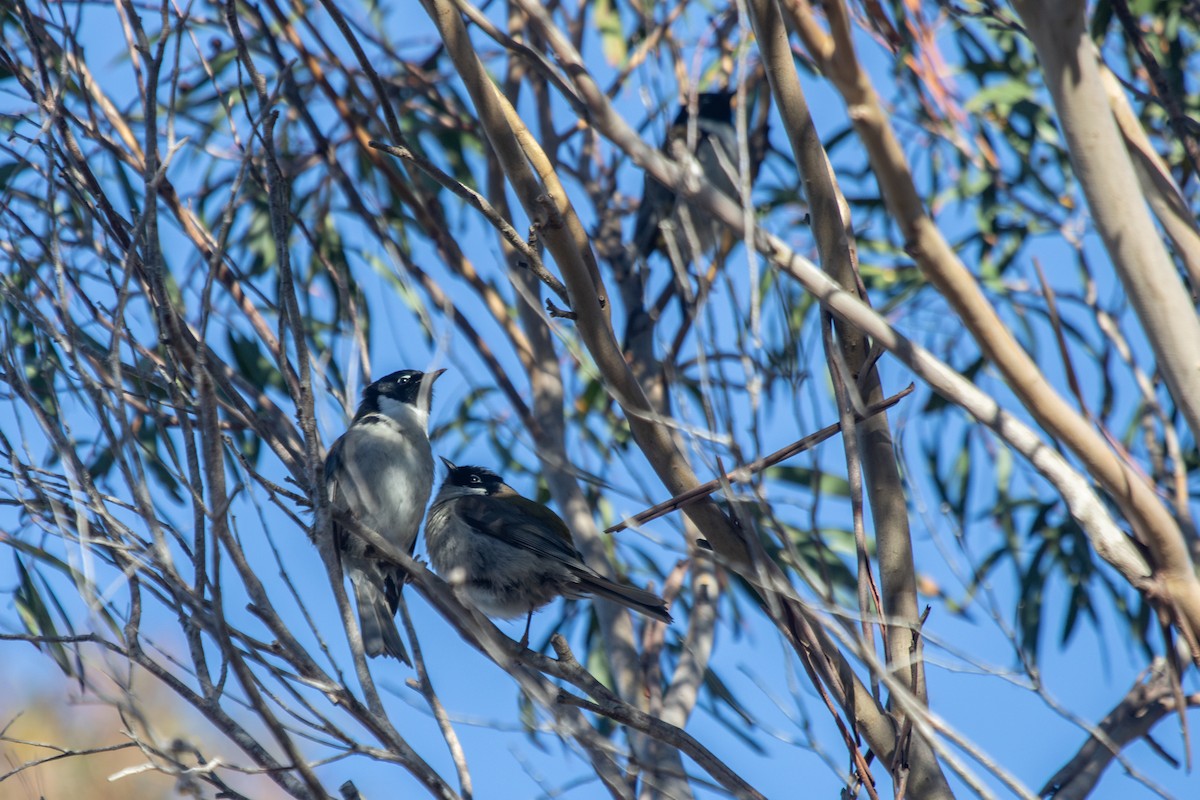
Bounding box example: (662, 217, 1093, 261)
(606, 384, 914, 533)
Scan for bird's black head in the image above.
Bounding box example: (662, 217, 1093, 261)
(673, 91, 734, 126)
(441, 460, 505, 496)
(355, 368, 445, 421)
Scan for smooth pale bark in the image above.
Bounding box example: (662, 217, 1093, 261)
(746, 0, 927, 709)
(1098, 64, 1200, 300)
(1014, 0, 1200, 655)
(1012, 2, 1200, 432)
(1040, 661, 1198, 800)
(466, 2, 960, 797)
(778, 0, 1200, 654)
(745, 3, 936, 797)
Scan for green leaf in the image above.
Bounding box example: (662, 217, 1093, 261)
(594, 0, 627, 66)
(0, 160, 26, 188)
(766, 465, 852, 498)
(517, 688, 545, 749)
(700, 669, 765, 754)
(13, 555, 75, 677)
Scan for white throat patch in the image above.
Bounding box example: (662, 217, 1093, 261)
(377, 395, 430, 432)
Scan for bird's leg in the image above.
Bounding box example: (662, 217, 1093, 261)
(518, 609, 533, 649)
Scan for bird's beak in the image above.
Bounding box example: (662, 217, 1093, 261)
(417, 368, 447, 413)
(439, 455, 457, 472)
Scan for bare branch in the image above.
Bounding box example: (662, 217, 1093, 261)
(607, 385, 913, 533)
(1041, 661, 1200, 800)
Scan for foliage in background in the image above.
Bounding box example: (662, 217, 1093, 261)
(1, 0, 1198, 798)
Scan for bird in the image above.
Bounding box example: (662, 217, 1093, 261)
(322, 367, 446, 663)
(632, 90, 739, 265)
(424, 459, 671, 644)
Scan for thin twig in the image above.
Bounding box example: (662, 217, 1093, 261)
(606, 385, 913, 533)
(367, 139, 569, 305)
(397, 594, 474, 800)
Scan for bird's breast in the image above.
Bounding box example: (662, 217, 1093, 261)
(424, 501, 577, 617)
(334, 423, 433, 547)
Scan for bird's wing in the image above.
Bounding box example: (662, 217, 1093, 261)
(632, 172, 674, 258)
(634, 113, 697, 259)
(323, 437, 343, 489)
(323, 435, 351, 551)
(696, 118, 739, 195)
(453, 494, 585, 566)
(455, 495, 671, 623)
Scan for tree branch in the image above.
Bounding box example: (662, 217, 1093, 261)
(1041, 660, 1200, 800)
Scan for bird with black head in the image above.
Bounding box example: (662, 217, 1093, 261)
(632, 90, 740, 266)
(322, 367, 446, 664)
(425, 459, 671, 645)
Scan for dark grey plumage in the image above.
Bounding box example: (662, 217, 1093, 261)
(323, 368, 445, 663)
(632, 91, 739, 264)
(425, 462, 671, 640)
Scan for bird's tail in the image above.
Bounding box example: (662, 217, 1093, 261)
(577, 572, 672, 624)
(348, 567, 411, 665)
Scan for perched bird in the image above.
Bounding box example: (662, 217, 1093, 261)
(425, 460, 671, 643)
(632, 91, 739, 265)
(323, 368, 446, 663)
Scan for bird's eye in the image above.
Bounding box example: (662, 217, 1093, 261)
(470, 475, 481, 484)
(398, 375, 410, 384)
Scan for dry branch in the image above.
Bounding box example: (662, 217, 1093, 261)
(606, 385, 913, 533)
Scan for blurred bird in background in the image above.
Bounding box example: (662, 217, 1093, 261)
(322, 368, 445, 664)
(632, 90, 740, 267)
(622, 87, 770, 361)
(425, 460, 671, 645)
